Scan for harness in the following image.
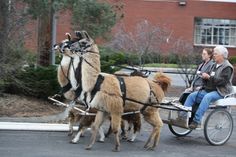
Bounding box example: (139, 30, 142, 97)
(116, 76, 126, 106)
(115, 76, 160, 113)
(90, 74, 105, 103)
(74, 56, 83, 98)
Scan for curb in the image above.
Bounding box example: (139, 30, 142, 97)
(0, 122, 78, 132)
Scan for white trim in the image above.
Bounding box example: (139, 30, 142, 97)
(194, 44, 236, 48)
(144, 0, 236, 3)
(198, 0, 236, 3)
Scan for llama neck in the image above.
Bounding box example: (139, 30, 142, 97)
(81, 45, 101, 92)
(57, 55, 71, 87)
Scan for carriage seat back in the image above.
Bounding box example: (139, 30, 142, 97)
(213, 86, 236, 107)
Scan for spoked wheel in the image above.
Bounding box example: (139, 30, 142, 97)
(168, 124, 192, 137)
(204, 109, 234, 145)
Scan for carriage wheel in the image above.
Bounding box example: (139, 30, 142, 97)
(204, 109, 233, 145)
(168, 124, 192, 137)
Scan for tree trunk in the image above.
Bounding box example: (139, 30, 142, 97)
(0, 0, 10, 61)
(0, 0, 10, 78)
(37, 1, 53, 67)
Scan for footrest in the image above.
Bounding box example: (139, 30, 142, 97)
(171, 102, 192, 112)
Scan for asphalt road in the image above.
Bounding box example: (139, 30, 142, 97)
(1, 120, 236, 157)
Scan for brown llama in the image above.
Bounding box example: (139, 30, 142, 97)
(55, 35, 141, 144)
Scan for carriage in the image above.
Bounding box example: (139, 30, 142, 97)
(160, 86, 236, 145)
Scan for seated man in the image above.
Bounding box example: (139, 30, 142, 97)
(183, 45, 234, 129)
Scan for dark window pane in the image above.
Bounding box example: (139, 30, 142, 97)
(213, 27, 219, 36)
(207, 35, 212, 44)
(225, 36, 229, 45)
(225, 29, 229, 36)
(213, 36, 218, 44)
(201, 35, 206, 44)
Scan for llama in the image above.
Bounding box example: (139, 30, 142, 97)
(55, 31, 171, 151)
(55, 34, 141, 144)
(55, 37, 105, 142)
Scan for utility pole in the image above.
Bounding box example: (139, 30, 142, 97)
(51, 7, 57, 65)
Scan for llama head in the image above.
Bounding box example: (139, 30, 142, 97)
(54, 31, 93, 57)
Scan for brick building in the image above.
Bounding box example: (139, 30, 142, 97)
(26, 0, 236, 56)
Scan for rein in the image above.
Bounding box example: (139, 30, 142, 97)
(59, 56, 75, 94)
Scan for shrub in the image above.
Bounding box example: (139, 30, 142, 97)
(229, 56, 236, 65)
(100, 46, 126, 73)
(3, 65, 60, 99)
(228, 56, 236, 85)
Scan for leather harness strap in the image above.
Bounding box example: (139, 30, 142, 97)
(60, 83, 72, 94)
(75, 56, 83, 98)
(90, 74, 105, 103)
(116, 76, 126, 106)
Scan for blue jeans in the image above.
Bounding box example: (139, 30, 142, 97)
(184, 90, 223, 123)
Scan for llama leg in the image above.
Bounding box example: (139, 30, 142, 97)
(105, 125, 112, 138)
(121, 120, 127, 140)
(68, 121, 73, 136)
(110, 113, 122, 152)
(151, 112, 163, 149)
(71, 127, 85, 143)
(143, 109, 163, 150)
(68, 112, 74, 136)
(98, 126, 105, 142)
(128, 114, 141, 142)
(85, 111, 105, 150)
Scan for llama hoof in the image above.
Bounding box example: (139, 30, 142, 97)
(112, 147, 120, 152)
(70, 140, 78, 144)
(68, 132, 73, 136)
(85, 145, 92, 150)
(97, 140, 104, 143)
(143, 144, 149, 149)
(127, 139, 134, 142)
(121, 136, 128, 140)
(144, 145, 155, 151)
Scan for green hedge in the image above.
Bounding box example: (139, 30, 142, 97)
(229, 56, 236, 85)
(229, 56, 236, 65)
(3, 66, 60, 99)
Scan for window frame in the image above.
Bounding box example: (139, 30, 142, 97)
(194, 17, 236, 48)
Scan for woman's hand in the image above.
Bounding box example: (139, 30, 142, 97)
(201, 72, 210, 80)
(185, 87, 193, 92)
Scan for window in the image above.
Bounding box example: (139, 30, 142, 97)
(194, 18, 236, 47)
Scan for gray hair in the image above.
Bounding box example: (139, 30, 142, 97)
(214, 45, 229, 59)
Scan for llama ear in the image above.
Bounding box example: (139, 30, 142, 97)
(75, 31, 83, 40)
(65, 33, 71, 41)
(82, 30, 92, 41)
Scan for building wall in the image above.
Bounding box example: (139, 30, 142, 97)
(25, 0, 236, 55)
(114, 0, 236, 55)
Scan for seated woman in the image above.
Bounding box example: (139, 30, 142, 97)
(179, 48, 214, 104)
(183, 45, 234, 129)
(185, 48, 214, 92)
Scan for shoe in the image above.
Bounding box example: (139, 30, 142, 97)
(189, 121, 200, 129)
(170, 117, 187, 127)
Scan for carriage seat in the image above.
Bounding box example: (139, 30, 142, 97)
(213, 86, 236, 107)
